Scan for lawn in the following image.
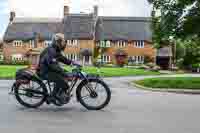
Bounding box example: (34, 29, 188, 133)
(134, 77, 200, 89)
(0, 65, 27, 79)
(66, 66, 161, 77)
(0, 65, 161, 79)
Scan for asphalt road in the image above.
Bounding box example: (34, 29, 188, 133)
(1, 75, 200, 133)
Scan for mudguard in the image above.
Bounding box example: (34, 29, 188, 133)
(14, 68, 48, 93)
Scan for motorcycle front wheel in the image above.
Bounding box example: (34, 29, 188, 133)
(76, 79, 111, 110)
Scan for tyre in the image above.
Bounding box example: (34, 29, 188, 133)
(77, 79, 111, 110)
(14, 80, 47, 108)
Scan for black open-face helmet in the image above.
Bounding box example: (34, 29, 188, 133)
(52, 33, 66, 51)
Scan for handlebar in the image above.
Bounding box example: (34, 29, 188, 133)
(71, 64, 83, 73)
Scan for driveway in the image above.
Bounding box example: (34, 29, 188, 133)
(1, 74, 200, 133)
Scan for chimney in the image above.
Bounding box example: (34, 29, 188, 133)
(10, 11, 16, 22)
(64, 6, 69, 16)
(94, 5, 98, 17)
(64, 0, 70, 16)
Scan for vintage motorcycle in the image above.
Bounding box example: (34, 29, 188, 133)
(9, 65, 111, 110)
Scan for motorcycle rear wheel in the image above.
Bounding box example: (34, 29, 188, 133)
(14, 80, 47, 108)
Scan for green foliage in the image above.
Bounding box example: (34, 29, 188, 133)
(175, 39, 186, 60)
(0, 60, 30, 65)
(148, 0, 200, 46)
(192, 63, 200, 69)
(182, 38, 200, 68)
(144, 56, 153, 64)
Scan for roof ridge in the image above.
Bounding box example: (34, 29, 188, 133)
(99, 16, 151, 21)
(13, 17, 63, 23)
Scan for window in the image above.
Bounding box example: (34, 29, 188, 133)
(66, 53, 78, 61)
(101, 55, 111, 63)
(128, 56, 144, 64)
(29, 40, 35, 48)
(135, 56, 144, 64)
(106, 41, 111, 47)
(117, 41, 127, 48)
(100, 41, 105, 47)
(44, 40, 52, 47)
(67, 40, 78, 47)
(135, 41, 144, 48)
(13, 40, 23, 47)
(0, 55, 3, 61)
(11, 54, 24, 61)
(98, 41, 111, 48)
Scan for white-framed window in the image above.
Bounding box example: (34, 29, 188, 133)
(0, 55, 4, 61)
(11, 54, 24, 61)
(44, 40, 52, 47)
(135, 41, 144, 48)
(66, 53, 78, 61)
(29, 40, 35, 48)
(128, 56, 144, 64)
(135, 56, 144, 64)
(67, 40, 78, 47)
(98, 41, 111, 48)
(101, 55, 111, 63)
(100, 41, 106, 47)
(13, 40, 23, 47)
(106, 40, 111, 47)
(117, 41, 127, 48)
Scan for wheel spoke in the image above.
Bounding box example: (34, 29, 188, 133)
(79, 81, 109, 109)
(81, 95, 90, 100)
(16, 80, 45, 107)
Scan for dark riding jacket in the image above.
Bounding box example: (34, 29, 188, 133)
(37, 45, 72, 79)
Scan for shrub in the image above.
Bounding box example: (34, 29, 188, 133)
(144, 56, 153, 64)
(176, 58, 184, 69)
(0, 60, 30, 65)
(192, 63, 200, 69)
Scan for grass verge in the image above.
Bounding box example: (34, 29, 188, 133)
(134, 77, 200, 89)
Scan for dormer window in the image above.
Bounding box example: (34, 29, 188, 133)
(44, 40, 52, 47)
(117, 41, 127, 48)
(13, 40, 23, 47)
(67, 40, 78, 47)
(135, 41, 144, 48)
(98, 40, 111, 48)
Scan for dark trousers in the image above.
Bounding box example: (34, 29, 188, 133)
(47, 72, 69, 96)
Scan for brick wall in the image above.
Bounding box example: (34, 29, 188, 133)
(3, 41, 44, 62)
(96, 41, 156, 63)
(3, 40, 156, 64)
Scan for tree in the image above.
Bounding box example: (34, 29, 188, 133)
(148, 0, 199, 45)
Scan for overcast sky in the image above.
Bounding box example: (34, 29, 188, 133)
(0, 0, 152, 38)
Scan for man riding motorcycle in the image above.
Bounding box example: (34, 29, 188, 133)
(37, 33, 80, 104)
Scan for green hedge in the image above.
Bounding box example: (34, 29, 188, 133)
(0, 60, 30, 65)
